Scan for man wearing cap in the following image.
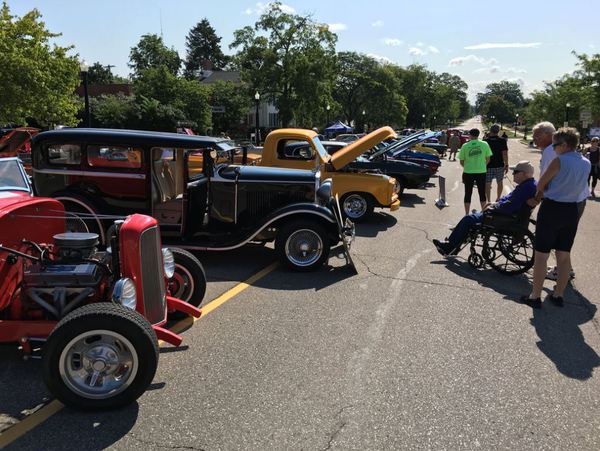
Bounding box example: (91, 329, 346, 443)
(485, 124, 509, 202)
(458, 128, 493, 214)
(433, 161, 536, 255)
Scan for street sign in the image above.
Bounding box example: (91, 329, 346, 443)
(563, 121, 569, 128)
(583, 121, 589, 129)
(211, 106, 226, 113)
(580, 109, 592, 121)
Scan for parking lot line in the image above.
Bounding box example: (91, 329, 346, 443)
(0, 261, 279, 449)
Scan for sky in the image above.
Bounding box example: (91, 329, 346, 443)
(7, 0, 599, 102)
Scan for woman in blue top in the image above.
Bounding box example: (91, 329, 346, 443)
(521, 128, 591, 309)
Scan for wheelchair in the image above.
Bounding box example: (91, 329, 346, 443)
(454, 209, 535, 275)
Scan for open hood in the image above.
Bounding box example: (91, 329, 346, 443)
(0, 127, 40, 154)
(330, 126, 397, 170)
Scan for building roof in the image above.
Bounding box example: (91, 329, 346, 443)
(199, 71, 242, 85)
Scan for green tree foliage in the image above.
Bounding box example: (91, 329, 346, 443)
(479, 95, 515, 123)
(208, 81, 251, 134)
(129, 34, 181, 78)
(332, 52, 407, 128)
(184, 19, 229, 77)
(230, 2, 337, 127)
(476, 81, 524, 113)
(0, 2, 80, 126)
(91, 93, 135, 128)
(88, 62, 114, 84)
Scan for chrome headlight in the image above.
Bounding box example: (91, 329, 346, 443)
(162, 248, 175, 279)
(112, 278, 137, 310)
(317, 179, 333, 202)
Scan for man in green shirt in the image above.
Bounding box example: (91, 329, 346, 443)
(458, 128, 493, 214)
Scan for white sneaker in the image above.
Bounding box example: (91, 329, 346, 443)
(545, 266, 575, 281)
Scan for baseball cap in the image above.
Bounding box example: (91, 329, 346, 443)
(509, 160, 534, 173)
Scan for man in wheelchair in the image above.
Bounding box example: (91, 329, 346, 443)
(433, 161, 536, 257)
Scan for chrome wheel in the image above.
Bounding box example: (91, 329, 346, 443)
(343, 194, 368, 219)
(285, 228, 324, 267)
(59, 330, 138, 400)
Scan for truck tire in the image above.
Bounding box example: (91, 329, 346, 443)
(341, 193, 374, 223)
(275, 220, 330, 271)
(168, 248, 207, 308)
(42, 303, 159, 410)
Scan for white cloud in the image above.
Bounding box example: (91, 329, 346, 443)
(367, 53, 395, 65)
(372, 20, 384, 27)
(328, 23, 347, 32)
(473, 65, 527, 75)
(464, 42, 541, 50)
(409, 47, 425, 56)
(383, 38, 403, 46)
(427, 45, 440, 54)
(506, 67, 527, 74)
(449, 54, 498, 66)
(246, 2, 296, 15)
(416, 42, 424, 47)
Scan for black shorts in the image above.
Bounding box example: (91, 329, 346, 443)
(462, 172, 487, 203)
(534, 199, 581, 253)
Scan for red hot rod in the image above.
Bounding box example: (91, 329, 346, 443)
(0, 157, 201, 409)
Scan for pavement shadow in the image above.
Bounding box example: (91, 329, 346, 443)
(7, 403, 140, 451)
(530, 291, 600, 380)
(399, 193, 425, 208)
(436, 256, 600, 380)
(354, 212, 397, 238)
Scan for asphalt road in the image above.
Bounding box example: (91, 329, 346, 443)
(2, 117, 600, 450)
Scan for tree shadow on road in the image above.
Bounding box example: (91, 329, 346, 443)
(437, 257, 600, 380)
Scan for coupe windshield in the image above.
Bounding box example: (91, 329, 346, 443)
(0, 158, 30, 192)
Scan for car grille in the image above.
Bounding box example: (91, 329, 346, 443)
(245, 189, 310, 218)
(139, 226, 166, 324)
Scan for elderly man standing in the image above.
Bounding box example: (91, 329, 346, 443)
(520, 128, 591, 308)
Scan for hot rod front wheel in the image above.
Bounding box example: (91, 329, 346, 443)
(341, 193, 373, 223)
(168, 248, 207, 308)
(42, 303, 159, 410)
(275, 220, 330, 271)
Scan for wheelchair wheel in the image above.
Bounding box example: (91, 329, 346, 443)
(468, 253, 485, 269)
(481, 229, 535, 275)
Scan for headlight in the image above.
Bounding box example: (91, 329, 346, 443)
(162, 248, 175, 279)
(317, 179, 333, 202)
(112, 278, 137, 310)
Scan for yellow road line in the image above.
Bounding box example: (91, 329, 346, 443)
(0, 262, 278, 449)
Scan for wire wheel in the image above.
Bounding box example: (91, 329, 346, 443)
(481, 229, 535, 275)
(285, 228, 324, 268)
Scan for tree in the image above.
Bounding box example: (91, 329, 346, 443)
(129, 34, 181, 78)
(88, 62, 114, 84)
(184, 19, 229, 77)
(208, 81, 251, 134)
(476, 81, 524, 113)
(480, 95, 515, 123)
(91, 93, 136, 128)
(0, 2, 80, 126)
(230, 2, 337, 127)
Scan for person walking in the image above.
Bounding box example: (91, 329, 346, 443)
(448, 132, 461, 161)
(439, 129, 448, 158)
(484, 123, 509, 202)
(587, 137, 599, 197)
(458, 128, 492, 214)
(520, 128, 591, 308)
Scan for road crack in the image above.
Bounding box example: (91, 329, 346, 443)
(130, 436, 206, 450)
(320, 405, 354, 451)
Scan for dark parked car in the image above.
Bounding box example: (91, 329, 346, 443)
(320, 141, 431, 194)
(32, 129, 355, 274)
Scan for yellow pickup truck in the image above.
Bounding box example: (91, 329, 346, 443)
(258, 127, 400, 222)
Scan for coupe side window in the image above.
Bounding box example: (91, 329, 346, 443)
(47, 144, 81, 165)
(87, 145, 142, 169)
(276, 140, 315, 160)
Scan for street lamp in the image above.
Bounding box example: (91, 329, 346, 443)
(422, 113, 426, 129)
(254, 91, 260, 145)
(326, 104, 331, 126)
(565, 102, 571, 127)
(514, 113, 519, 137)
(80, 60, 91, 127)
(362, 109, 366, 132)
